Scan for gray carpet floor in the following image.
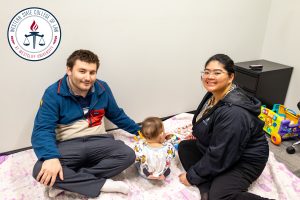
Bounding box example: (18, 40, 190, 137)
(268, 136, 300, 177)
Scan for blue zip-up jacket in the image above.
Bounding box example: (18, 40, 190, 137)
(32, 75, 140, 161)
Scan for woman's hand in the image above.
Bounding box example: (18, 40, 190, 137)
(184, 133, 196, 140)
(179, 173, 191, 186)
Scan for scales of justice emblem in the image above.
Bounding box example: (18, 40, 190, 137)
(7, 7, 61, 61)
(23, 20, 46, 49)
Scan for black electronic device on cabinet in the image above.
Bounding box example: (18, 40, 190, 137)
(234, 60, 293, 108)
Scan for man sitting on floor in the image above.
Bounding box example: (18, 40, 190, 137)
(31, 49, 140, 198)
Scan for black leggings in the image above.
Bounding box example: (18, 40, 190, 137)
(178, 140, 272, 200)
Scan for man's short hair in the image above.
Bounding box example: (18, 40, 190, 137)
(66, 49, 100, 70)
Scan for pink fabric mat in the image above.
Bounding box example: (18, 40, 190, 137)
(1, 113, 300, 200)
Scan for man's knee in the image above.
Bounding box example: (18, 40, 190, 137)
(123, 146, 136, 165)
(32, 160, 43, 179)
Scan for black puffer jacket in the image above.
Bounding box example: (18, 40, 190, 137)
(186, 87, 269, 186)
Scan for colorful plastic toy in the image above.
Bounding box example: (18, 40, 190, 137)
(133, 130, 145, 142)
(165, 134, 181, 150)
(286, 102, 300, 154)
(165, 124, 193, 150)
(259, 104, 300, 145)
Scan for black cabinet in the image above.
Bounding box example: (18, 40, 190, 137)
(234, 60, 293, 108)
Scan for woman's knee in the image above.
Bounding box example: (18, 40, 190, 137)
(209, 172, 246, 200)
(178, 140, 190, 156)
(209, 188, 236, 200)
(178, 140, 198, 161)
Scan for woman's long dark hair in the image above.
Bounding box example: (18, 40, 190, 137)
(205, 54, 235, 75)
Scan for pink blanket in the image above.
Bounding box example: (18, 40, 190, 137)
(1, 113, 300, 199)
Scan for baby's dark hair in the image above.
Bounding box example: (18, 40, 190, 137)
(141, 117, 163, 140)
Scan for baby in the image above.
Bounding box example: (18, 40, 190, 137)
(133, 117, 175, 180)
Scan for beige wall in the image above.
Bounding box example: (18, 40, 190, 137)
(261, 0, 300, 112)
(0, 0, 272, 152)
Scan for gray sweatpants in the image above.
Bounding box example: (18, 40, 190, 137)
(32, 134, 135, 197)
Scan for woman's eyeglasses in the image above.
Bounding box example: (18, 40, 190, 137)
(201, 70, 227, 78)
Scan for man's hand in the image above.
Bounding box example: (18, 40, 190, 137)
(36, 158, 64, 187)
(179, 172, 191, 186)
